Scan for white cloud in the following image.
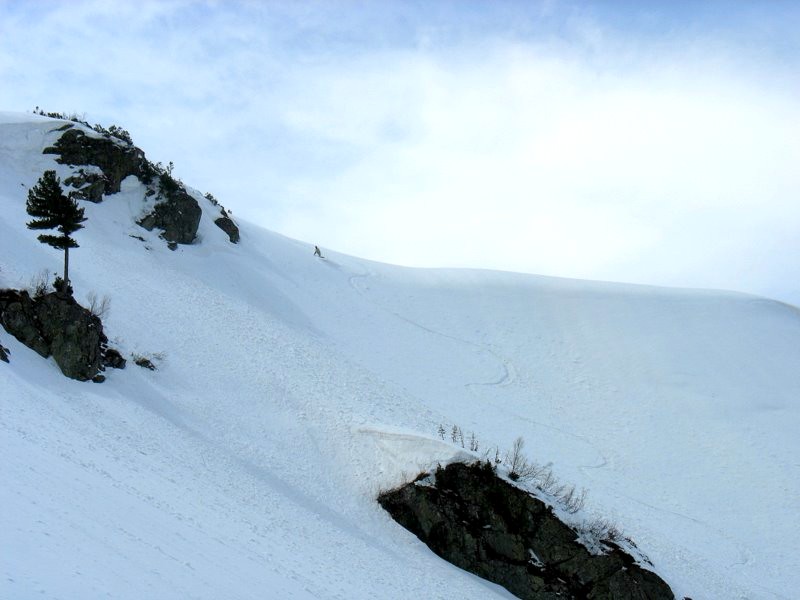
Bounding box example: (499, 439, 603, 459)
(269, 42, 800, 291)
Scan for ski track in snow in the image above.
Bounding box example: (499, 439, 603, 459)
(348, 267, 517, 391)
(345, 261, 790, 600)
(348, 267, 614, 507)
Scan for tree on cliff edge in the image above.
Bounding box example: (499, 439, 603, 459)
(26, 170, 86, 295)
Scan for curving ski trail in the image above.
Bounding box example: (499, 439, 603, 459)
(348, 267, 516, 392)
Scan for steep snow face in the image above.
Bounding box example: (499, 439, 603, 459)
(1, 113, 799, 599)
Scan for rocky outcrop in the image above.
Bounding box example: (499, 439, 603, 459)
(0, 338, 8, 363)
(44, 126, 203, 246)
(0, 289, 124, 381)
(214, 208, 240, 243)
(138, 181, 202, 247)
(379, 462, 675, 600)
(102, 347, 126, 370)
(1, 290, 50, 357)
(44, 127, 149, 195)
(64, 169, 105, 202)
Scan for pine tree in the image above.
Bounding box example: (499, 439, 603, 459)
(26, 170, 86, 294)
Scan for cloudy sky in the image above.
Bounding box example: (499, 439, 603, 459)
(2, 0, 799, 304)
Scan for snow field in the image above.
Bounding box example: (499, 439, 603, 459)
(2, 113, 799, 599)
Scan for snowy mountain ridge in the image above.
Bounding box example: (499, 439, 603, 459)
(1, 112, 799, 599)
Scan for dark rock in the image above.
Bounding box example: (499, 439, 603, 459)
(133, 355, 156, 370)
(102, 347, 126, 369)
(214, 210, 240, 243)
(30, 292, 104, 381)
(44, 128, 148, 195)
(0, 339, 9, 363)
(0, 288, 106, 381)
(44, 125, 205, 249)
(379, 462, 675, 600)
(138, 185, 202, 246)
(588, 566, 676, 600)
(92, 374, 106, 383)
(65, 169, 106, 202)
(0, 289, 50, 357)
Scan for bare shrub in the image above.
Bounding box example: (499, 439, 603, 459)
(579, 517, 623, 544)
(435, 426, 591, 516)
(536, 466, 559, 493)
(28, 270, 50, 298)
(558, 484, 587, 514)
(86, 291, 111, 318)
(505, 437, 539, 482)
(439, 423, 482, 452)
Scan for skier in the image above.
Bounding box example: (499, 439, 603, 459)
(314, 245, 323, 258)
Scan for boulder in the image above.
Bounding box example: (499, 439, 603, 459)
(138, 184, 202, 245)
(133, 355, 156, 371)
(214, 209, 240, 243)
(379, 462, 675, 600)
(0, 289, 112, 381)
(31, 292, 104, 381)
(102, 347, 126, 370)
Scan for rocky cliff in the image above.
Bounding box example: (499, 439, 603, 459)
(0, 288, 123, 381)
(44, 125, 149, 196)
(42, 122, 238, 247)
(379, 462, 676, 600)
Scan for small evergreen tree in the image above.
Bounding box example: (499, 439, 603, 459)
(26, 170, 86, 294)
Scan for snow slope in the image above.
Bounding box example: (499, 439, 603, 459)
(1, 113, 799, 599)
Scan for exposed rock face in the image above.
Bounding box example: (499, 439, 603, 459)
(64, 169, 105, 202)
(379, 462, 675, 600)
(44, 126, 203, 246)
(0, 289, 124, 381)
(0, 289, 50, 357)
(44, 127, 148, 195)
(138, 184, 202, 246)
(0, 338, 9, 363)
(102, 347, 126, 370)
(214, 208, 240, 243)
